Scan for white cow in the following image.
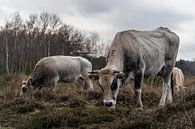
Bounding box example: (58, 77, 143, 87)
(89, 27, 179, 110)
(172, 67, 186, 92)
(20, 56, 93, 96)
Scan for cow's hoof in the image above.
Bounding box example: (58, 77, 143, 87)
(135, 107, 143, 111)
(159, 103, 165, 108)
(167, 100, 173, 104)
(167, 97, 173, 104)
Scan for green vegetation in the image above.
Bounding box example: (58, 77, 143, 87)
(0, 74, 194, 129)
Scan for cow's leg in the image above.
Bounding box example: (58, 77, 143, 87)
(134, 69, 144, 111)
(52, 76, 59, 92)
(84, 78, 93, 91)
(47, 76, 59, 92)
(133, 55, 145, 110)
(122, 72, 134, 87)
(159, 63, 174, 107)
(75, 76, 85, 92)
(75, 77, 82, 86)
(81, 72, 93, 91)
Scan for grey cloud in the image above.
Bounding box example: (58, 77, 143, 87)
(179, 43, 195, 52)
(74, 0, 132, 16)
(1, 0, 74, 15)
(112, 9, 192, 30)
(72, 0, 193, 33)
(0, 0, 194, 60)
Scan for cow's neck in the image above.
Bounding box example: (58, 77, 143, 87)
(105, 49, 124, 72)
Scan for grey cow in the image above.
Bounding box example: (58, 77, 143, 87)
(89, 27, 179, 110)
(20, 56, 93, 96)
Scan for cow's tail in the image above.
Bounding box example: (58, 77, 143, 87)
(171, 73, 174, 100)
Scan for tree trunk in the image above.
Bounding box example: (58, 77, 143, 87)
(48, 39, 50, 56)
(5, 32, 9, 74)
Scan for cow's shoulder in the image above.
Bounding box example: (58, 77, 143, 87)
(156, 27, 179, 42)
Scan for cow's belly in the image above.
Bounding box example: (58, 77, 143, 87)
(60, 77, 76, 83)
(144, 60, 164, 76)
(142, 49, 165, 76)
(56, 66, 81, 82)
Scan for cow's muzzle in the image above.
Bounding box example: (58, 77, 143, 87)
(103, 99, 116, 108)
(22, 87, 27, 93)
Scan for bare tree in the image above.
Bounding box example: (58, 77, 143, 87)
(0, 12, 100, 74)
(5, 28, 9, 74)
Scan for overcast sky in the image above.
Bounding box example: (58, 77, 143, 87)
(0, 0, 195, 60)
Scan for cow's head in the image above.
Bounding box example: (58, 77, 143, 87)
(20, 79, 34, 96)
(89, 69, 127, 109)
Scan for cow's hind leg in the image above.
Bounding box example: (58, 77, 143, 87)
(159, 63, 174, 107)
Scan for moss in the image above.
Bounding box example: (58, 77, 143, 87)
(66, 116, 80, 127)
(14, 104, 35, 113)
(0, 79, 8, 90)
(185, 93, 195, 101)
(13, 102, 45, 114)
(0, 127, 14, 129)
(56, 94, 69, 102)
(16, 110, 67, 129)
(125, 122, 152, 129)
(79, 113, 115, 125)
(33, 90, 56, 101)
(85, 91, 102, 100)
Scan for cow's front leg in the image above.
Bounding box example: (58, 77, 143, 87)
(159, 63, 173, 107)
(134, 57, 145, 111)
(81, 73, 94, 91)
(134, 72, 144, 111)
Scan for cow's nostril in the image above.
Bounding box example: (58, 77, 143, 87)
(104, 102, 113, 107)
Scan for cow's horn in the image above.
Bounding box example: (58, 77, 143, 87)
(89, 70, 99, 74)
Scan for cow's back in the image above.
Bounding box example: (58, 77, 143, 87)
(34, 56, 80, 80)
(76, 56, 92, 73)
(109, 27, 179, 76)
(37, 56, 92, 80)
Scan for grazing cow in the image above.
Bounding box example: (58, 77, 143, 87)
(89, 27, 179, 110)
(172, 67, 185, 92)
(20, 56, 93, 96)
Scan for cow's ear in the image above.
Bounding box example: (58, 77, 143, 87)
(89, 74, 99, 80)
(117, 72, 127, 80)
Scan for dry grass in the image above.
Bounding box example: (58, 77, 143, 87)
(0, 74, 194, 129)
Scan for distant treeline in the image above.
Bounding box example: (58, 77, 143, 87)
(89, 58, 195, 76)
(0, 12, 105, 74)
(176, 60, 195, 76)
